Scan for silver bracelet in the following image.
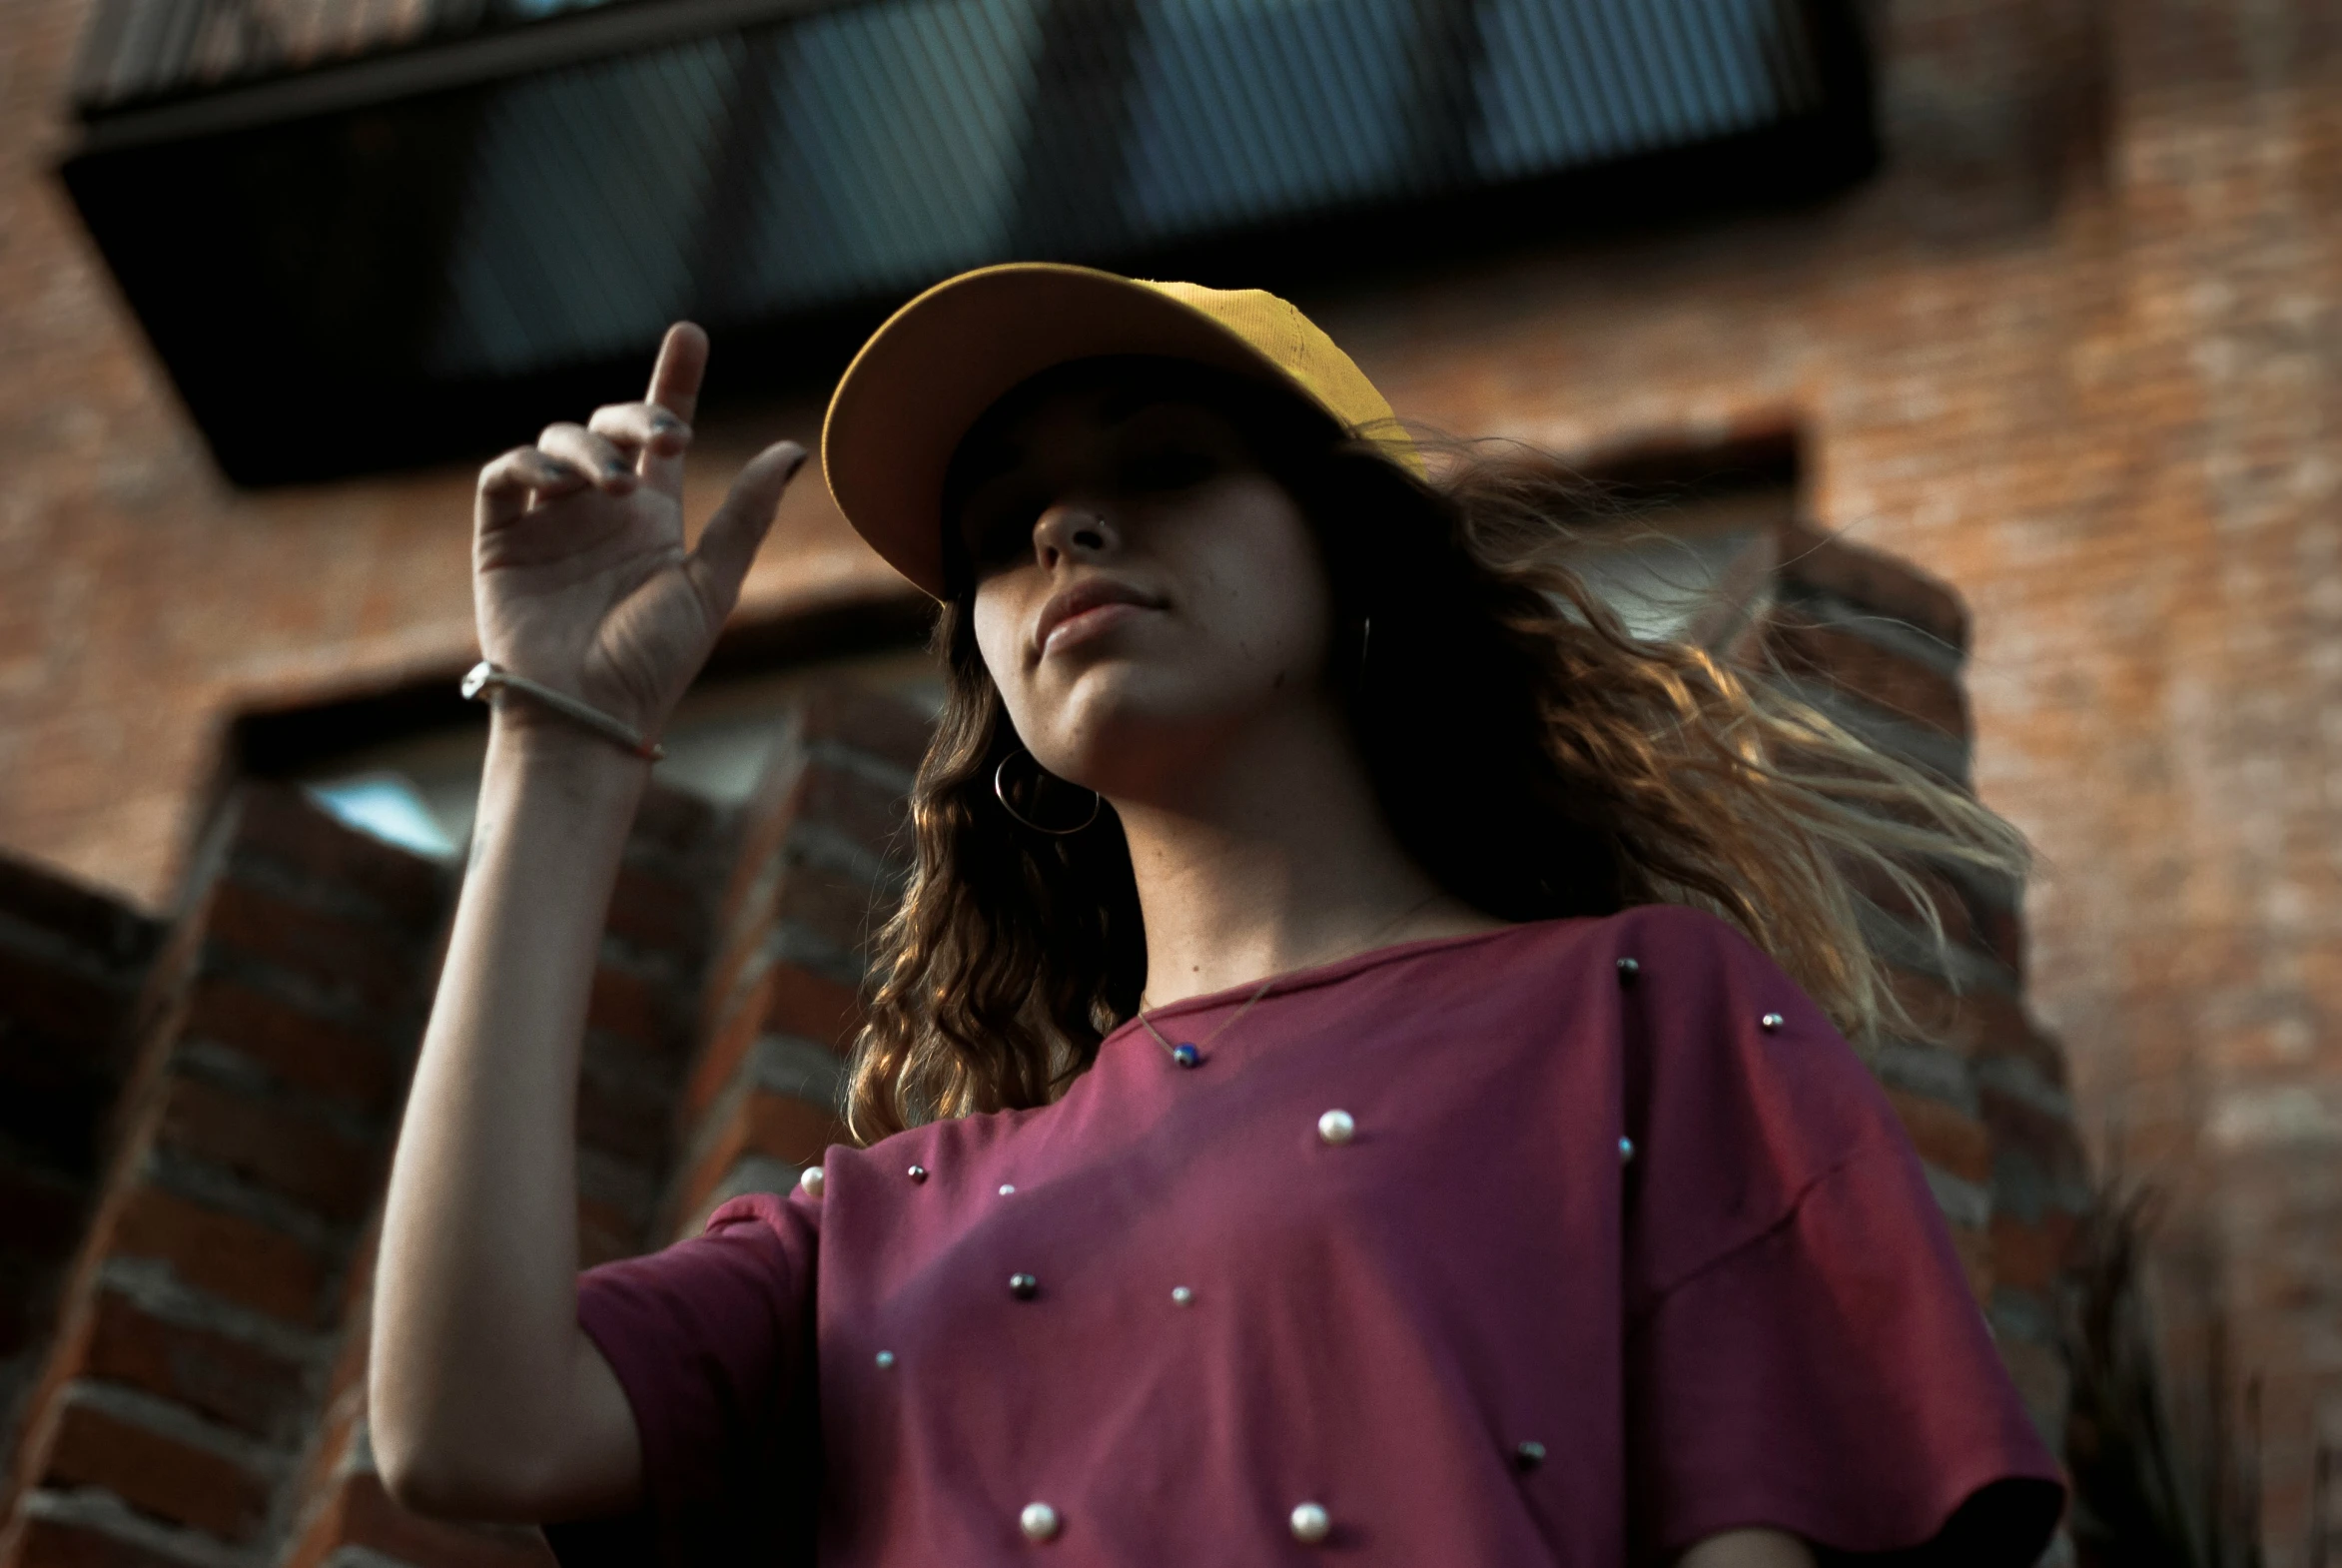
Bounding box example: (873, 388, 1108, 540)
(460, 661, 666, 761)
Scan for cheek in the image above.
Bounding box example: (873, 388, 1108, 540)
(1196, 489, 1335, 672)
(970, 586, 1036, 707)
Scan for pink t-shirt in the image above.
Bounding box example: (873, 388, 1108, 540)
(549, 907, 2062, 1564)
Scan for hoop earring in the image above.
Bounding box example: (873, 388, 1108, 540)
(993, 751, 1103, 835)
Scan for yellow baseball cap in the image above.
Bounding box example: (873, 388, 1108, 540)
(820, 263, 1419, 598)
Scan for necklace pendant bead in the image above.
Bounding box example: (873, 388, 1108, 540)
(1171, 1043, 1200, 1068)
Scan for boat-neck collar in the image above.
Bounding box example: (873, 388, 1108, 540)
(1105, 917, 1574, 1047)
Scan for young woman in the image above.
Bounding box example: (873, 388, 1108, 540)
(372, 264, 2065, 1565)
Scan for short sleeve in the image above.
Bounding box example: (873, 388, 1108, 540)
(1615, 906, 2064, 1564)
(542, 1190, 821, 1568)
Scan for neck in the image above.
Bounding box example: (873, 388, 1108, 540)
(1109, 702, 1498, 1007)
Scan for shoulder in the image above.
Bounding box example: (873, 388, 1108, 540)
(1603, 902, 1863, 1100)
(1605, 905, 1914, 1282)
(1604, 900, 1779, 976)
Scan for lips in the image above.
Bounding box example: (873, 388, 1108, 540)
(1033, 577, 1162, 655)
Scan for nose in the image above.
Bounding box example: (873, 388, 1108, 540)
(1032, 502, 1118, 572)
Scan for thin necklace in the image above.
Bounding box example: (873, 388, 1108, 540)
(1135, 891, 1445, 1070)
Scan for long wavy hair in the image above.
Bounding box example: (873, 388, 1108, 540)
(844, 359, 2024, 1144)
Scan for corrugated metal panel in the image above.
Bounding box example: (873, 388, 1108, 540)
(401, 0, 1832, 377)
(62, 0, 1861, 480)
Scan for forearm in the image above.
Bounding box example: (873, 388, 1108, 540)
(371, 713, 647, 1512)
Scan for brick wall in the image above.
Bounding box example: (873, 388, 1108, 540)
(0, 857, 162, 1495)
(0, 683, 927, 1568)
(6, 0, 2339, 1553)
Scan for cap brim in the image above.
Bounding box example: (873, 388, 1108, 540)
(821, 263, 1324, 599)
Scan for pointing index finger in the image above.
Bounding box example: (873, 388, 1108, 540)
(648, 323, 710, 423)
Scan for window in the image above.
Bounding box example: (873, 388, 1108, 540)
(63, 0, 1872, 481)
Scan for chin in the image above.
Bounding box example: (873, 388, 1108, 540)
(1021, 662, 1233, 791)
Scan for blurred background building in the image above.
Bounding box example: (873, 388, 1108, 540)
(0, 0, 2335, 1563)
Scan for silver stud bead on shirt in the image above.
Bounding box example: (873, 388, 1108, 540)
(1010, 1272, 1040, 1300)
(908, 1165, 927, 1183)
(1616, 956, 1639, 980)
(797, 1167, 824, 1198)
(1317, 1109, 1356, 1145)
(1000, 1182, 1018, 1195)
(1289, 1502, 1331, 1543)
(1171, 1285, 1194, 1305)
(874, 1350, 895, 1368)
(1514, 1439, 1547, 1472)
(1618, 1136, 1636, 1164)
(1020, 1501, 1060, 1541)
(1760, 1012, 1785, 1033)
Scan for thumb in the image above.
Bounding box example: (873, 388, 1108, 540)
(688, 441, 806, 617)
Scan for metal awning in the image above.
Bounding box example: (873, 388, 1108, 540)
(61, 0, 1873, 482)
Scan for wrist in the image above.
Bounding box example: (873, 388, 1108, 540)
(484, 705, 657, 798)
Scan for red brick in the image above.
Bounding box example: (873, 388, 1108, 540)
(683, 981, 766, 1124)
(675, 1090, 846, 1223)
(204, 879, 418, 1014)
(1885, 1087, 1994, 1187)
(110, 1186, 329, 1326)
(575, 1067, 669, 1164)
(1764, 613, 1970, 740)
(0, 1157, 90, 1255)
(799, 757, 913, 861)
(44, 1398, 273, 1540)
(604, 861, 705, 958)
(0, 857, 159, 970)
(157, 1076, 379, 1221)
(1887, 971, 2064, 1082)
(1946, 1221, 1994, 1305)
(684, 958, 864, 1125)
(1990, 1211, 2079, 1295)
(708, 771, 811, 951)
(180, 972, 400, 1113)
(1843, 859, 1981, 955)
(13, 1513, 218, 1568)
(0, 943, 135, 1052)
(774, 864, 883, 960)
(801, 684, 936, 772)
(1776, 522, 1969, 653)
(586, 962, 673, 1053)
(80, 1287, 311, 1439)
(1967, 899, 2026, 983)
(624, 784, 723, 866)
(577, 1193, 641, 1268)
(764, 961, 864, 1053)
(231, 784, 444, 929)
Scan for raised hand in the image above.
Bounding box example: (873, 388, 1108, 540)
(472, 323, 805, 743)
